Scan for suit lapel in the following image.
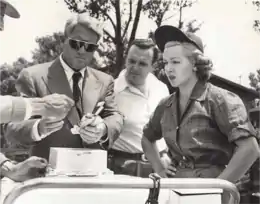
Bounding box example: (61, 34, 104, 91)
(82, 68, 103, 115)
(42, 58, 80, 126)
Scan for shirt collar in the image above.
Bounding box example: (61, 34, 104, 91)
(189, 81, 208, 101)
(165, 81, 209, 107)
(115, 69, 159, 94)
(59, 54, 86, 80)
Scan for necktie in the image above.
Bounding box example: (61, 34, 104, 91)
(72, 72, 82, 118)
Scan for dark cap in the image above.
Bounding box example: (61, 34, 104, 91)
(0, 0, 20, 18)
(154, 25, 204, 53)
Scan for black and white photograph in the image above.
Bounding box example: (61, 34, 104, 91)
(0, 0, 259, 204)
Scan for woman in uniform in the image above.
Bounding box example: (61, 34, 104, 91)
(141, 25, 259, 184)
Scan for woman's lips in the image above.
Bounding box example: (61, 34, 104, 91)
(168, 75, 176, 80)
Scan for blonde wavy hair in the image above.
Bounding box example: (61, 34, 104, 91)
(165, 41, 213, 82)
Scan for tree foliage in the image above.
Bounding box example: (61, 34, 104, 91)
(32, 32, 66, 64)
(252, 0, 260, 33)
(0, 58, 31, 96)
(247, 1, 259, 94)
(143, 0, 198, 29)
(249, 69, 260, 91)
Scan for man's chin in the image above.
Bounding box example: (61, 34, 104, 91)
(129, 78, 145, 87)
(73, 61, 89, 70)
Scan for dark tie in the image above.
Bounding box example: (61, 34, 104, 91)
(72, 72, 82, 118)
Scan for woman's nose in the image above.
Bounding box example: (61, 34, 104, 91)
(165, 64, 174, 73)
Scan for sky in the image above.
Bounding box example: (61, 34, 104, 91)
(0, 0, 259, 87)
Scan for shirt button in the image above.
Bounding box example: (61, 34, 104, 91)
(176, 126, 179, 130)
(183, 156, 187, 160)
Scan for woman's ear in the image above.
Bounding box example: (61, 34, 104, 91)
(192, 66, 197, 71)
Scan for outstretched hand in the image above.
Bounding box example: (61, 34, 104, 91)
(4, 156, 48, 182)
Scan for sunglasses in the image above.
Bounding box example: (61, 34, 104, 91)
(68, 38, 98, 52)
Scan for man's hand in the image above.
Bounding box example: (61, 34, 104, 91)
(37, 117, 64, 137)
(30, 94, 74, 120)
(79, 113, 107, 144)
(3, 156, 48, 182)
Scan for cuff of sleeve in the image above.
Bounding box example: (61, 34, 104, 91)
(228, 128, 256, 142)
(99, 134, 109, 144)
(23, 98, 32, 120)
(31, 119, 43, 141)
(11, 97, 27, 121)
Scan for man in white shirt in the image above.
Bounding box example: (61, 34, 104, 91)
(109, 39, 170, 177)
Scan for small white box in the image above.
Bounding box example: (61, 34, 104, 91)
(48, 148, 108, 176)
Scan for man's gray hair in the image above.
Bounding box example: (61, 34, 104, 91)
(64, 13, 103, 41)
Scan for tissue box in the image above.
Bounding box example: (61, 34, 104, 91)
(48, 148, 108, 175)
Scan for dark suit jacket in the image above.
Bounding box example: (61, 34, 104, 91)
(5, 58, 124, 160)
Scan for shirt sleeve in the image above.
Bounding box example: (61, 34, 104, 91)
(0, 96, 28, 123)
(31, 119, 52, 142)
(23, 98, 33, 120)
(143, 98, 167, 142)
(211, 89, 257, 142)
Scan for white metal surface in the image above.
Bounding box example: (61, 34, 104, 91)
(1, 176, 239, 204)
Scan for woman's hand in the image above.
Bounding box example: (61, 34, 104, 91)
(160, 153, 176, 177)
(165, 165, 177, 177)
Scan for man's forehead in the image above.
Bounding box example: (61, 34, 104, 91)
(128, 45, 153, 60)
(69, 24, 98, 41)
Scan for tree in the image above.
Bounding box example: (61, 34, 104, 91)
(143, 0, 198, 29)
(0, 58, 31, 96)
(252, 0, 260, 32)
(249, 69, 260, 90)
(63, 0, 199, 77)
(247, 1, 259, 96)
(31, 32, 66, 64)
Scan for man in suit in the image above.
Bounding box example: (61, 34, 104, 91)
(5, 13, 124, 160)
(0, 0, 75, 182)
